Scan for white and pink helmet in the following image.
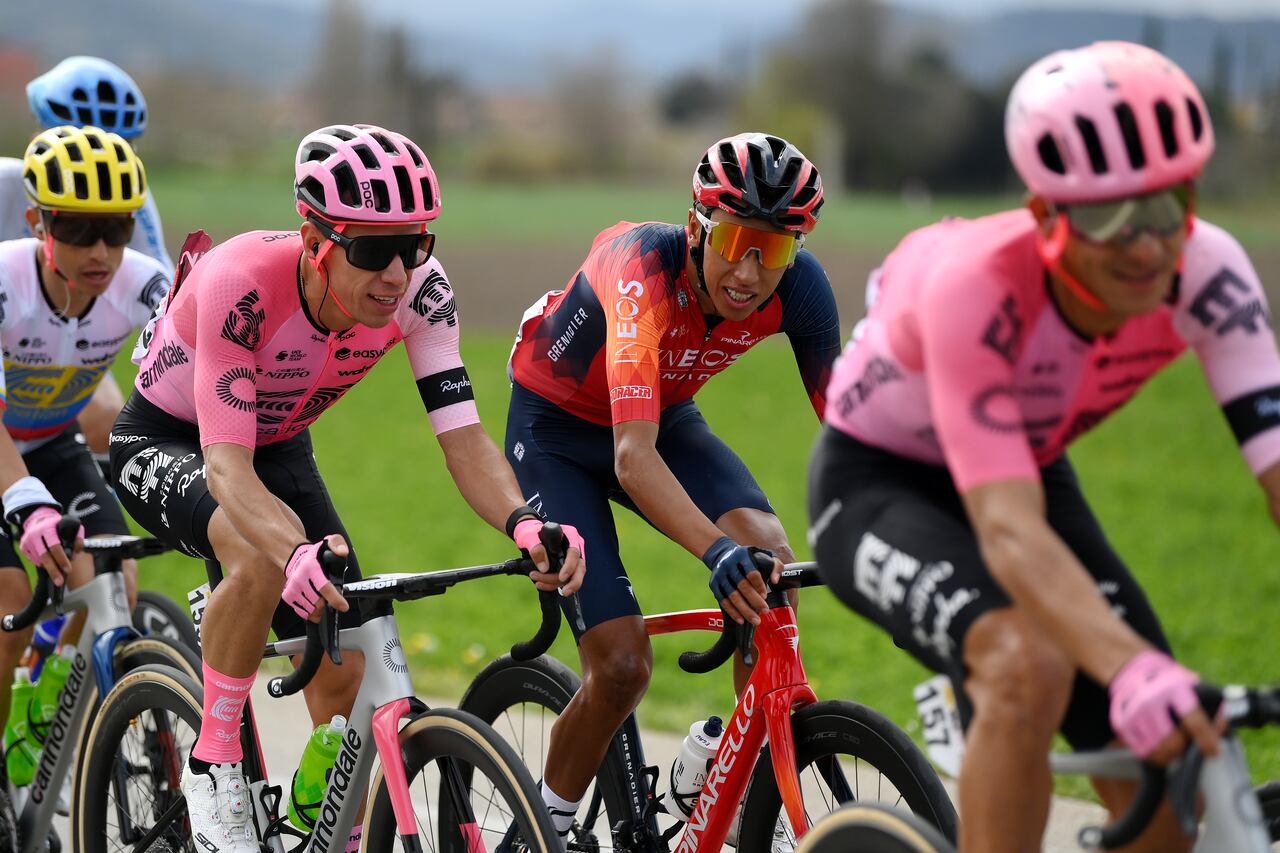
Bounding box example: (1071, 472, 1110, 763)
(294, 124, 441, 224)
(1006, 41, 1214, 204)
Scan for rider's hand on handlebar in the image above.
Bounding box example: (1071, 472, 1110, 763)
(20, 506, 78, 586)
(703, 537, 777, 626)
(514, 519, 586, 595)
(1109, 649, 1223, 763)
(283, 534, 350, 623)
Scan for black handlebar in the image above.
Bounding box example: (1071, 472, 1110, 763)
(2, 514, 81, 632)
(678, 559, 823, 675)
(267, 525, 573, 697)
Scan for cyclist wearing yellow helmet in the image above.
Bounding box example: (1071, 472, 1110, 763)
(0, 126, 170, 727)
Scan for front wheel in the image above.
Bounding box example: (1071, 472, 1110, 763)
(795, 803, 952, 853)
(738, 699, 957, 852)
(72, 663, 203, 853)
(364, 707, 560, 852)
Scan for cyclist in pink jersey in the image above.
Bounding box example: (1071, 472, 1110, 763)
(809, 42, 1280, 852)
(109, 125, 585, 853)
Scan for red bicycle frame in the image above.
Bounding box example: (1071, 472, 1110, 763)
(645, 602, 818, 852)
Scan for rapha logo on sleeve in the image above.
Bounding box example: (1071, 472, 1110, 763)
(417, 367, 474, 412)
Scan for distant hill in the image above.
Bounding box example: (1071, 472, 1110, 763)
(4, 1, 1277, 100)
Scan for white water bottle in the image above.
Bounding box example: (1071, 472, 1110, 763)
(668, 716, 724, 819)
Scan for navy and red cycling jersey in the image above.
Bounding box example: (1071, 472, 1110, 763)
(509, 221, 840, 424)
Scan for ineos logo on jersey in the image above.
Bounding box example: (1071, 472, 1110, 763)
(613, 279, 644, 363)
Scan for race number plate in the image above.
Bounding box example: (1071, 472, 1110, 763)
(187, 582, 211, 641)
(913, 674, 966, 777)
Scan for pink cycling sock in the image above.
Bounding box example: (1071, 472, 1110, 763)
(346, 825, 362, 852)
(192, 663, 255, 765)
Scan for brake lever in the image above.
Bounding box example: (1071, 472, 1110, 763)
(52, 515, 80, 615)
(319, 548, 346, 666)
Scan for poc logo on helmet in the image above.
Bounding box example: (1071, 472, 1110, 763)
(360, 180, 374, 208)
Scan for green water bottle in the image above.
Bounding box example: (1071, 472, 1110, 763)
(30, 646, 76, 744)
(287, 715, 347, 830)
(4, 667, 39, 787)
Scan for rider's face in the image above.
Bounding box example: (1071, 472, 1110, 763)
(688, 210, 793, 322)
(302, 222, 424, 329)
(28, 210, 128, 296)
(1060, 223, 1186, 318)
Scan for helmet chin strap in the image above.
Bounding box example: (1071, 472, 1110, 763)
(1037, 214, 1108, 313)
(688, 216, 710, 297)
(41, 232, 76, 317)
(307, 228, 356, 324)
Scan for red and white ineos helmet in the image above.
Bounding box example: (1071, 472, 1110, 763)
(1006, 41, 1214, 203)
(693, 132, 824, 233)
(294, 124, 441, 224)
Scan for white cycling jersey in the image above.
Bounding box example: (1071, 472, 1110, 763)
(0, 238, 169, 452)
(0, 157, 173, 277)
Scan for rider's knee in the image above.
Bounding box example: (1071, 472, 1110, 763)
(583, 643, 652, 713)
(965, 612, 1073, 729)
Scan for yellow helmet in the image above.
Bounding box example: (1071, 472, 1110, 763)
(22, 125, 147, 214)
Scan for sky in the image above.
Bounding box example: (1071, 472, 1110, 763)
(896, 0, 1280, 15)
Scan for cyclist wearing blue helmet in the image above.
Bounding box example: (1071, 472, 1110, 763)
(0, 56, 174, 472)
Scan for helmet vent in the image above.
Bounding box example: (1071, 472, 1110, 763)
(304, 143, 334, 164)
(369, 132, 398, 155)
(696, 156, 716, 186)
(137, 168, 146, 194)
(43, 161, 62, 195)
(352, 144, 380, 169)
(97, 81, 116, 103)
(50, 102, 72, 121)
(96, 163, 112, 200)
(1155, 100, 1178, 157)
(86, 133, 104, 151)
(405, 142, 425, 168)
(369, 179, 390, 212)
(113, 142, 127, 161)
(65, 143, 82, 163)
(102, 109, 118, 128)
(764, 134, 787, 161)
(1036, 134, 1067, 175)
(121, 173, 133, 200)
(328, 126, 357, 142)
(72, 86, 88, 104)
(125, 92, 137, 106)
(1074, 116, 1109, 174)
(420, 178, 436, 212)
(393, 166, 414, 212)
(299, 177, 326, 208)
(76, 106, 93, 125)
(1112, 103, 1146, 170)
(1186, 98, 1204, 141)
(333, 162, 359, 207)
(73, 172, 89, 201)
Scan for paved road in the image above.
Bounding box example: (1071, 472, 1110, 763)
(248, 675, 1109, 851)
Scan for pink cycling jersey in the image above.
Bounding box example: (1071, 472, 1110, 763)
(133, 230, 479, 448)
(826, 210, 1280, 491)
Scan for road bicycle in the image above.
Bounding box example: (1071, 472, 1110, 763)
(73, 524, 574, 853)
(800, 681, 1280, 851)
(0, 518, 200, 853)
(460, 559, 958, 852)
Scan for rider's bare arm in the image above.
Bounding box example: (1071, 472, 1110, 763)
(205, 442, 308, 566)
(961, 478, 1148, 684)
(1259, 461, 1280, 529)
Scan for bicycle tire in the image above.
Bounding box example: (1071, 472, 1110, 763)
(1256, 780, 1280, 842)
(364, 706, 560, 853)
(737, 699, 958, 852)
(458, 653, 633, 850)
(132, 590, 201, 654)
(795, 802, 952, 853)
(71, 663, 203, 853)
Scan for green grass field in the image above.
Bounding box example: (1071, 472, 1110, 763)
(117, 332, 1280, 788)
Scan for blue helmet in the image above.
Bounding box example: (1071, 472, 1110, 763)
(26, 56, 148, 139)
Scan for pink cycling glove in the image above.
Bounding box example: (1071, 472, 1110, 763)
(513, 518, 585, 566)
(283, 538, 342, 619)
(20, 507, 80, 575)
(1109, 649, 1202, 757)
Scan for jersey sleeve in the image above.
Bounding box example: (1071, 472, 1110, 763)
(191, 262, 264, 450)
(1175, 222, 1280, 476)
(131, 195, 175, 278)
(602, 236, 672, 425)
(122, 251, 172, 328)
(918, 271, 1039, 492)
(400, 260, 481, 436)
(778, 251, 841, 420)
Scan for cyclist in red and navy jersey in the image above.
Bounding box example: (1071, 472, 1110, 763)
(809, 42, 1280, 851)
(506, 132, 839, 841)
(109, 125, 584, 853)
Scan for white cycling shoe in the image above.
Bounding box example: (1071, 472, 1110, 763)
(180, 760, 256, 852)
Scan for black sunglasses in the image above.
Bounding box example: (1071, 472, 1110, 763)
(45, 213, 135, 248)
(309, 216, 435, 272)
